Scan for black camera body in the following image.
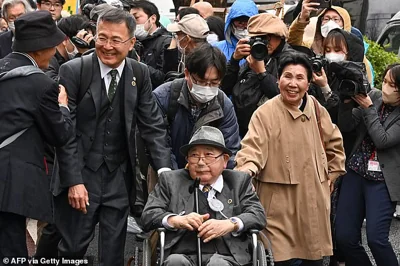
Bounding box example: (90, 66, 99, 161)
(329, 61, 370, 98)
(248, 37, 268, 61)
(309, 55, 328, 73)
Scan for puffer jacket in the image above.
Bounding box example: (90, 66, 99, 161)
(213, 0, 258, 66)
(139, 26, 172, 88)
(288, 6, 373, 83)
(153, 79, 240, 169)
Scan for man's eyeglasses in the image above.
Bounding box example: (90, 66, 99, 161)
(42, 1, 63, 9)
(95, 36, 133, 47)
(186, 153, 224, 165)
(322, 16, 342, 24)
(190, 75, 221, 87)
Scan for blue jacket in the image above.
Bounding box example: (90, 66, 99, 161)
(213, 0, 258, 66)
(153, 79, 241, 169)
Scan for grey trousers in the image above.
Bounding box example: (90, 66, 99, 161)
(163, 253, 241, 266)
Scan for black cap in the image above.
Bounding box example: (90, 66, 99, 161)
(13, 10, 66, 53)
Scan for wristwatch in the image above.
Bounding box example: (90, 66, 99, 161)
(229, 217, 239, 232)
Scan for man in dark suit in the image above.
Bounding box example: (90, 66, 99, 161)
(141, 126, 266, 266)
(0, 10, 72, 259)
(53, 8, 171, 265)
(0, 0, 33, 59)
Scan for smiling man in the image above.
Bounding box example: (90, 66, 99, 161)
(53, 9, 171, 265)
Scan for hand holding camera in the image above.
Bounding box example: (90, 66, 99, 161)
(312, 67, 328, 88)
(299, 0, 320, 22)
(352, 94, 373, 109)
(232, 38, 251, 61)
(71, 29, 95, 53)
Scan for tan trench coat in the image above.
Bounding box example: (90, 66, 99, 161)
(235, 95, 346, 261)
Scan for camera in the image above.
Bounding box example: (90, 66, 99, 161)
(309, 55, 328, 72)
(248, 37, 268, 61)
(329, 61, 370, 98)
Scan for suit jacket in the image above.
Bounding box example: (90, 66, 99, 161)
(0, 53, 73, 222)
(338, 89, 400, 201)
(141, 169, 266, 265)
(0, 31, 12, 59)
(53, 52, 171, 205)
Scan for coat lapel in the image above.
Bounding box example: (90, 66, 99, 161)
(123, 61, 136, 139)
(215, 184, 234, 220)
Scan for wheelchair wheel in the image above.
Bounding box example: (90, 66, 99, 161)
(256, 240, 268, 266)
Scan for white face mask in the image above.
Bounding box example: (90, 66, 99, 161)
(321, 20, 341, 38)
(207, 33, 219, 45)
(325, 52, 346, 62)
(189, 76, 219, 103)
(66, 40, 78, 60)
(8, 21, 15, 32)
(177, 35, 188, 53)
(233, 26, 248, 40)
(135, 23, 149, 40)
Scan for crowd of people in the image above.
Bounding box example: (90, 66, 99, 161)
(0, 0, 399, 266)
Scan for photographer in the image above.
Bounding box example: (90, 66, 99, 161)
(311, 28, 366, 127)
(221, 13, 289, 137)
(335, 64, 400, 266)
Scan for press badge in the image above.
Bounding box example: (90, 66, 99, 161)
(368, 160, 381, 172)
(368, 150, 381, 172)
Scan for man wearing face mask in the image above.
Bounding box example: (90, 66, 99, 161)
(130, 0, 171, 89)
(221, 13, 290, 137)
(0, 0, 32, 59)
(213, 0, 258, 66)
(153, 43, 240, 170)
(287, 0, 373, 83)
(163, 13, 208, 75)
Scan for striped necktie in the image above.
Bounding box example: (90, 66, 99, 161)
(108, 69, 118, 101)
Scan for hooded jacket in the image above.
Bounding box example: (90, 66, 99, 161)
(288, 6, 373, 82)
(213, 0, 258, 65)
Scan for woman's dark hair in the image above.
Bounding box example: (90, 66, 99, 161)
(178, 7, 199, 20)
(278, 51, 313, 82)
(130, 0, 161, 27)
(186, 43, 226, 80)
(206, 16, 225, 41)
(58, 15, 90, 39)
(322, 30, 348, 55)
(383, 63, 400, 89)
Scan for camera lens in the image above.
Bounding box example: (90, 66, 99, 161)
(251, 41, 267, 61)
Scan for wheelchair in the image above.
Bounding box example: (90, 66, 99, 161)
(128, 228, 274, 266)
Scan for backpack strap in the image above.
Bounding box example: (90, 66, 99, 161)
(77, 54, 93, 106)
(167, 78, 185, 125)
(0, 65, 43, 81)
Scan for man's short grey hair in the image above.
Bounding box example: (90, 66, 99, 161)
(2, 0, 33, 21)
(97, 8, 136, 38)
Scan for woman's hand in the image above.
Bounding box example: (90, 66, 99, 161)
(312, 68, 328, 88)
(352, 94, 373, 109)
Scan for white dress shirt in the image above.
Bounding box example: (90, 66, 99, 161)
(98, 57, 125, 94)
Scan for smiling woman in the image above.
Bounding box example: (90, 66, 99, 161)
(235, 52, 346, 264)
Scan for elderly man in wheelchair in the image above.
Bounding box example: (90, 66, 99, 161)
(141, 126, 267, 266)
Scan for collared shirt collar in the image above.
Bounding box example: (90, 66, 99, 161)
(98, 57, 125, 79)
(199, 174, 223, 194)
(279, 94, 312, 120)
(12, 52, 38, 67)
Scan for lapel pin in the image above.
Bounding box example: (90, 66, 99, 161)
(227, 199, 233, 204)
(131, 81, 136, 86)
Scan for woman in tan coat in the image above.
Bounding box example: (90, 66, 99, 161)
(235, 52, 346, 266)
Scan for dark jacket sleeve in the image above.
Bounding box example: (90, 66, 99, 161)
(34, 77, 73, 147)
(148, 36, 171, 88)
(219, 95, 241, 169)
(163, 47, 180, 74)
(140, 171, 173, 231)
(56, 62, 84, 188)
(45, 56, 60, 82)
(136, 63, 172, 170)
(221, 56, 241, 96)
